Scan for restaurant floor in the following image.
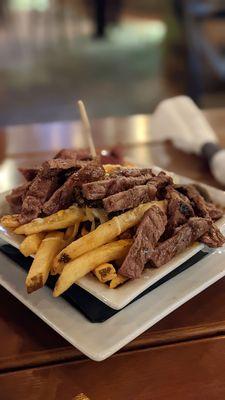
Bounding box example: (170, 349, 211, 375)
(0, 0, 224, 125)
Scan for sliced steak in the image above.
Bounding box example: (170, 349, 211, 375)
(176, 184, 223, 220)
(148, 217, 212, 268)
(176, 184, 209, 217)
(43, 161, 105, 215)
(111, 168, 154, 178)
(41, 158, 81, 177)
(83, 171, 172, 201)
(119, 206, 167, 278)
(6, 182, 31, 214)
(19, 167, 39, 181)
(54, 148, 92, 161)
(19, 176, 59, 224)
(201, 224, 225, 248)
(165, 187, 194, 235)
(205, 202, 223, 221)
(103, 184, 157, 212)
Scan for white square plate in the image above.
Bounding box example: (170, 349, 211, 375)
(1, 167, 225, 309)
(1, 243, 225, 361)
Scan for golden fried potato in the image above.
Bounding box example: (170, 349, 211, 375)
(64, 222, 80, 244)
(109, 274, 128, 289)
(53, 201, 166, 273)
(20, 232, 45, 257)
(26, 231, 64, 293)
(1, 214, 20, 229)
(93, 263, 117, 283)
(103, 164, 122, 174)
(14, 206, 84, 235)
(53, 239, 132, 297)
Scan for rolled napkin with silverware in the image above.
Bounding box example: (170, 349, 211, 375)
(151, 95, 225, 186)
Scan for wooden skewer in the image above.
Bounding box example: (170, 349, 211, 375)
(77, 100, 97, 158)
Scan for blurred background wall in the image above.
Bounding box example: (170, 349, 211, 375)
(0, 0, 224, 125)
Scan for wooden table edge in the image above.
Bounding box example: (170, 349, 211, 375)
(1, 320, 225, 373)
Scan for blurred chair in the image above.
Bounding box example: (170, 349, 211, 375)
(175, 0, 225, 104)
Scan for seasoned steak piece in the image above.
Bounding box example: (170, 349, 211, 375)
(201, 224, 225, 248)
(103, 184, 157, 212)
(19, 176, 59, 224)
(149, 217, 212, 268)
(82, 174, 154, 200)
(176, 184, 209, 217)
(19, 167, 39, 181)
(41, 158, 82, 178)
(6, 182, 31, 214)
(43, 161, 105, 215)
(83, 171, 172, 201)
(111, 168, 154, 178)
(54, 148, 92, 161)
(205, 202, 223, 221)
(165, 187, 194, 235)
(176, 184, 223, 220)
(119, 206, 167, 278)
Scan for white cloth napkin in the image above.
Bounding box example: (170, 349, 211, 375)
(151, 96, 225, 185)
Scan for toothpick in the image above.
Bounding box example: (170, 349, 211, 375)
(77, 100, 97, 158)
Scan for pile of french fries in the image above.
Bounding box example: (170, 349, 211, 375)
(1, 199, 166, 295)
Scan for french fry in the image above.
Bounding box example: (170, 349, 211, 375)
(53, 201, 166, 273)
(53, 239, 132, 297)
(14, 206, 84, 235)
(1, 214, 20, 229)
(103, 164, 122, 174)
(93, 263, 117, 283)
(103, 164, 137, 174)
(109, 274, 128, 289)
(20, 232, 45, 257)
(64, 222, 80, 244)
(26, 231, 64, 293)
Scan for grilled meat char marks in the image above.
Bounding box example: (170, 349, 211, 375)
(119, 206, 167, 279)
(103, 184, 157, 212)
(102, 172, 172, 213)
(149, 217, 212, 268)
(201, 224, 225, 248)
(6, 182, 31, 214)
(82, 173, 154, 201)
(43, 161, 105, 215)
(19, 167, 39, 182)
(19, 175, 59, 224)
(176, 184, 223, 220)
(165, 187, 194, 236)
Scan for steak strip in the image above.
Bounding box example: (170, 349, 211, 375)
(200, 224, 225, 248)
(83, 171, 172, 201)
(41, 159, 82, 177)
(119, 206, 167, 278)
(149, 217, 212, 268)
(176, 184, 223, 220)
(103, 184, 157, 212)
(19, 175, 59, 224)
(19, 167, 39, 181)
(43, 161, 105, 215)
(6, 182, 31, 214)
(165, 187, 194, 236)
(111, 168, 154, 178)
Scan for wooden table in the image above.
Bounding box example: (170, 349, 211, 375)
(0, 109, 225, 400)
